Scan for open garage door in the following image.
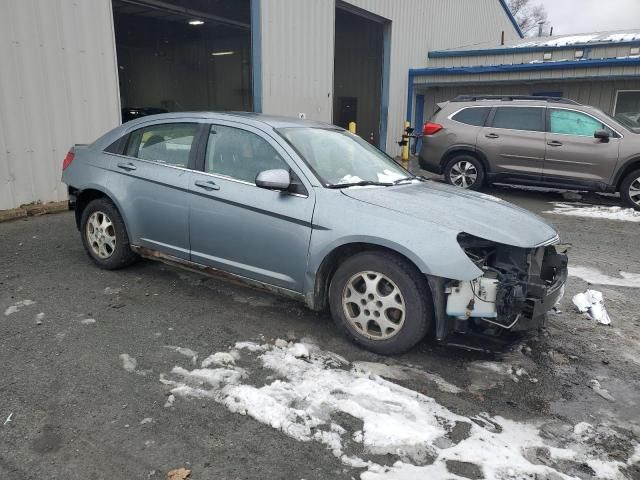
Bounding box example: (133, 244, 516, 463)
(112, 0, 251, 121)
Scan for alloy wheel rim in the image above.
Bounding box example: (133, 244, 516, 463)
(86, 211, 116, 259)
(450, 161, 478, 188)
(341, 270, 405, 340)
(629, 176, 640, 207)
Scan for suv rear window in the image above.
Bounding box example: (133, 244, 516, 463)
(491, 107, 545, 132)
(451, 107, 491, 126)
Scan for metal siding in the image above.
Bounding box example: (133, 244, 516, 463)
(258, 0, 519, 155)
(0, 0, 120, 210)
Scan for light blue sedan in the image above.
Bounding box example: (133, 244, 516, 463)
(62, 113, 567, 354)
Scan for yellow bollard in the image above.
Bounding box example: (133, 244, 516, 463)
(348, 121, 356, 134)
(401, 121, 410, 162)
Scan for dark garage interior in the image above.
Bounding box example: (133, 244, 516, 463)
(333, 6, 384, 146)
(112, 0, 252, 117)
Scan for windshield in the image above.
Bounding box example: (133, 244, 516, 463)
(278, 127, 413, 186)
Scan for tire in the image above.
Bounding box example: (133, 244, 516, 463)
(328, 251, 433, 355)
(80, 198, 138, 270)
(620, 169, 640, 211)
(444, 154, 485, 191)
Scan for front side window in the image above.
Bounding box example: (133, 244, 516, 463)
(125, 123, 198, 167)
(278, 128, 411, 186)
(491, 107, 545, 132)
(549, 109, 610, 137)
(205, 125, 289, 183)
(451, 107, 491, 127)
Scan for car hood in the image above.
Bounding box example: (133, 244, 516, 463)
(341, 181, 558, 248)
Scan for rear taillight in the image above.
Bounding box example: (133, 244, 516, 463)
(62, 151, 75, 171)
(423, 122, 443, 136)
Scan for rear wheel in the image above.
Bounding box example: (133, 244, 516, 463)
(329, 251, 432, 355)
(80, 198, 138, 269)
(444, 155, 485, 191)
(620, 169, 640, 211)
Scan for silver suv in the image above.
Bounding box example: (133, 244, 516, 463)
(418, 95, 640, 210)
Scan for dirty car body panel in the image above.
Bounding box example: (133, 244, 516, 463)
(63, 112, 568, 350)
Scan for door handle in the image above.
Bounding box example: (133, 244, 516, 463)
(547, 141, 563, 147)
(117, 162, 137, 171)
(194, 179, 220, 191)
(485, 133, 499, 139)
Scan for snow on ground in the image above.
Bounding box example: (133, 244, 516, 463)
(570, 266, 640, 289)
(4, 299, 36, 316)
(120, 354, 137, 372)
(160, 340, 634, 479)
(544, 203, 640, 222)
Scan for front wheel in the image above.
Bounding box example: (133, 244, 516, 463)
(444, 155, 485, 191)
(620, 169, 640, 211)
(328, 252, 433, 355)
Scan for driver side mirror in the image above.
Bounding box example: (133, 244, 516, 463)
(594, 129, 610, 143)
(255, 169, 291, 191)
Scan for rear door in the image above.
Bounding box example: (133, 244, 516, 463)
(476, 106, 547, 178)
(188, 121, 315, 292)
(543, 108, 620, 185)
(109, 120, 202, 260)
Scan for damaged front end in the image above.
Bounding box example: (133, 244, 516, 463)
(433, 233, 569, 342)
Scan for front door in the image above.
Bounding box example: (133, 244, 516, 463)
(476, 106, 547, 179)
(543, 108, 620, 186)
(108, 121, 201, 260)
(188, 121, 315, 292)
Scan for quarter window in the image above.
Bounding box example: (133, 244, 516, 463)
(451, 107, 491, 127)
(125, 123, 198, 167)
(549, 109, 610, 137)
(205, 125, 289, 184)
(491, 107, 545, 132)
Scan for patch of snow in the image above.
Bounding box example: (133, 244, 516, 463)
(80, 318, 96, 325)
(120, 354, 138, 373)
(164, 346, 198, 365)
(4, 299, 36, 316)
(164, 394, 175, 408)
(569, 266, 640, 288)
(353, 362, 462, 394)
(544, 202, 640, 222)
(376, 169, 405, 183)
(201, 351, 238, 368)
(288, 342, 309, 358)
(160, 341, 633, 479)
(235, 341, 267, 352)
(140, 417, 153, 425)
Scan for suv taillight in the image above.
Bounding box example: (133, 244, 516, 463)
(62, 151, 75, 171)
(423, 122, 443, 135)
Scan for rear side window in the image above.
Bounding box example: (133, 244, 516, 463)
(549, 109, 612, 137)
(491, 107, 545, 132)
(451, 107, 491, 126)
(125, 123, 198, 168)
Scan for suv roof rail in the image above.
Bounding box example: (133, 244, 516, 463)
(450, 95, 581, 105)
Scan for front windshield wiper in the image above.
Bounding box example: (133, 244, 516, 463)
(392, 176, 416, 185)
(327, 180, 393, 189)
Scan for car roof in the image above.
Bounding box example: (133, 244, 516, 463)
(121, 111, 339, 130)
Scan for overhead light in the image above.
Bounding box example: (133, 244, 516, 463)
(211, 51, 235, 56)
(188, 19, 204, 26)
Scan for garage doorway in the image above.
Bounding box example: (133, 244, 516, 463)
(112, 0, 251, 120)
(333, 4, 388, 148)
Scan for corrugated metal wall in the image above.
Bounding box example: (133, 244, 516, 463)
(0, 0, 120, 211)
(418, 79, 640, 119)
(259, 0, 519, 155)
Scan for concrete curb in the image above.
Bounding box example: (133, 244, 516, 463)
(0, 201, 68, 223)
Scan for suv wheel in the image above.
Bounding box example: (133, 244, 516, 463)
(444, 155, 485, 190)
(328, 251, 432, 355)
(620, 169, 640, 211)
(80, 198, 138, 269)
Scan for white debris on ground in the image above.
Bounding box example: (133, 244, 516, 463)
(573, 290, 612, 325)
(35, 312, 45, 325)
(4, 299, 36, 316)
(164, 346, 198, 365)
(120, 353, 138, 373)
(140, 417, 153, 425)
(80, 318, 96, 325)
(160, 340, 634, 479)
(544, 203, 640, 222)
(569, 266, 640, 289)
(588, 379, 616, 402)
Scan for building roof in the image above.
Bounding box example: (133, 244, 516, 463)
(430, 29, 640, 58)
